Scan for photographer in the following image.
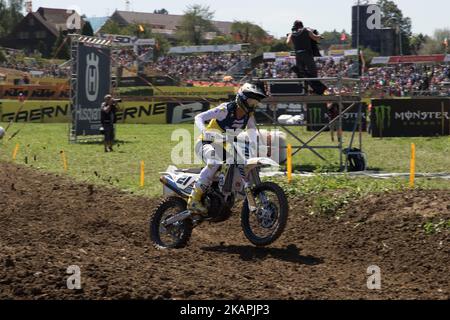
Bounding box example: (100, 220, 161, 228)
(100, 94, 121, 153)
(287, 20, 328, 95)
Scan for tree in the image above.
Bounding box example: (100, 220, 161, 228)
(268, 38, 291, 52)
(36, 41, 46, 57)
(377, 0, 412, 55)
(410, 33, 428, 55)
(81, 21, 94, 36)
(320, 29, 352, 49)
(177, 4, 217, 45)
(0, 0, 24, 38)
(52, 29, 70, 60)
(97, 21, 171, 59)
(209, 35, 234, 45)
(153, 34, 171, 59)
(230, 21, 272, 54)
(99, 20, 122, 35)
(231, 21, 269, 45)
(419, 29, 450, 55)
(0, 49, 7, 63)
(362, 47, 379, 65)
(153, 9, 168, 14)
(432, 28, 450, 45)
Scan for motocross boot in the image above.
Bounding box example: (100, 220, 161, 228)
(187, 185, 208, 217)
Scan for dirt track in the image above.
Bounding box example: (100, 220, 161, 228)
(0, 162, 449, 300)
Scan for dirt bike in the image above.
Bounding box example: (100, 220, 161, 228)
(149, 141, 289, 250)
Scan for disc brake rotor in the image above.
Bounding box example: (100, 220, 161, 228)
(257, 203, 278, 229)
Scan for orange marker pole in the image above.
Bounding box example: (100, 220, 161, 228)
(140, 161, 145, 187)
(410, 143, 416, 188)
(287, 144, 293, 184)
(60, 150, 68, 172)
(12, 144, 19, 161)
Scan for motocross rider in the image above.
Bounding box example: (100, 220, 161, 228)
(188, 83, 267, 216)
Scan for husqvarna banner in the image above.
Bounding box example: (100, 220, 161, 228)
(74, 43, 111, 136)
(371, 99, 450, 137)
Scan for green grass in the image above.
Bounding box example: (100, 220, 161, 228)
(280, 125, 450, 173)
(423, 219, 450, 235)
(272, 175, 450, 216)
(0, 123, 449, 198)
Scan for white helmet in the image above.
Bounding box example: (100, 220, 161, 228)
(0, 126, 5, 140)
(236, 83, 267, 114)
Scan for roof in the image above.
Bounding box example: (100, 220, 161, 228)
(113, 10, 233, 34)
(35, 7, 84, 33)
(30, 12, 58, 36)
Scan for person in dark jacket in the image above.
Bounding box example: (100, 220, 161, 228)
(287, 20, 328, 95)
(326, 102, 342, 143)
(100, 94, 119, 153)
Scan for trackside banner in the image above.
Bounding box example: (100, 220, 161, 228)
(371, 99, 450, 137)
(306, 103, 368, 132)
(74, 43, 112, 136)
(0, 100, 70, 123)
(0, 85, 70, 100)
(0, 100, 210, 125)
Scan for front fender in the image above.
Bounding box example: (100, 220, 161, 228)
(246, 157, 280, 170)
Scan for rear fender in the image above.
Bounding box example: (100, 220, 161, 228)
(160, 175, 194, 198)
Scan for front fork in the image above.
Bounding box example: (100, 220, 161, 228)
(240, 166, 263, 213)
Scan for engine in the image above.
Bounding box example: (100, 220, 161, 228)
(204, 188, 234, 223)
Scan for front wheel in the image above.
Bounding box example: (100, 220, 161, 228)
(150, 197, 193, 250)
(241, 182, 289, 247)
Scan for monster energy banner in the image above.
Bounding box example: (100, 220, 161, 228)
(306, 103, 367, 132)
(371, 99, 450, 137)
(74, 43, 111, 136)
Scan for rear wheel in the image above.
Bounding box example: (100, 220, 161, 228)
(150, 197, 193, 250)
(241, 182, 289, 247)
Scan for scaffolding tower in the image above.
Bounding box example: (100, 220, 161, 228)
(258, 77, 365, 172)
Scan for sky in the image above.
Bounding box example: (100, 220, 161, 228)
(31, 0, 449, 38)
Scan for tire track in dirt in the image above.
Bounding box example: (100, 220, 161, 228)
(0, 162, 448, 300)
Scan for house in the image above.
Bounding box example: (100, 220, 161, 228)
(0, 7, 84, 57)
(107, 10, 233, 40)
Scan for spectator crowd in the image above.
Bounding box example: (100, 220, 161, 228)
(2, 46, 450, 97)
(252, 57, 450, 97)
(151, 53, 250, 81)
(0, 49, 69, 78)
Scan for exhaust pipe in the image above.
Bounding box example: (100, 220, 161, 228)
(160, 176, 187, 198)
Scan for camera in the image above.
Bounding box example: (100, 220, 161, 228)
(113, 98, 122, 103)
